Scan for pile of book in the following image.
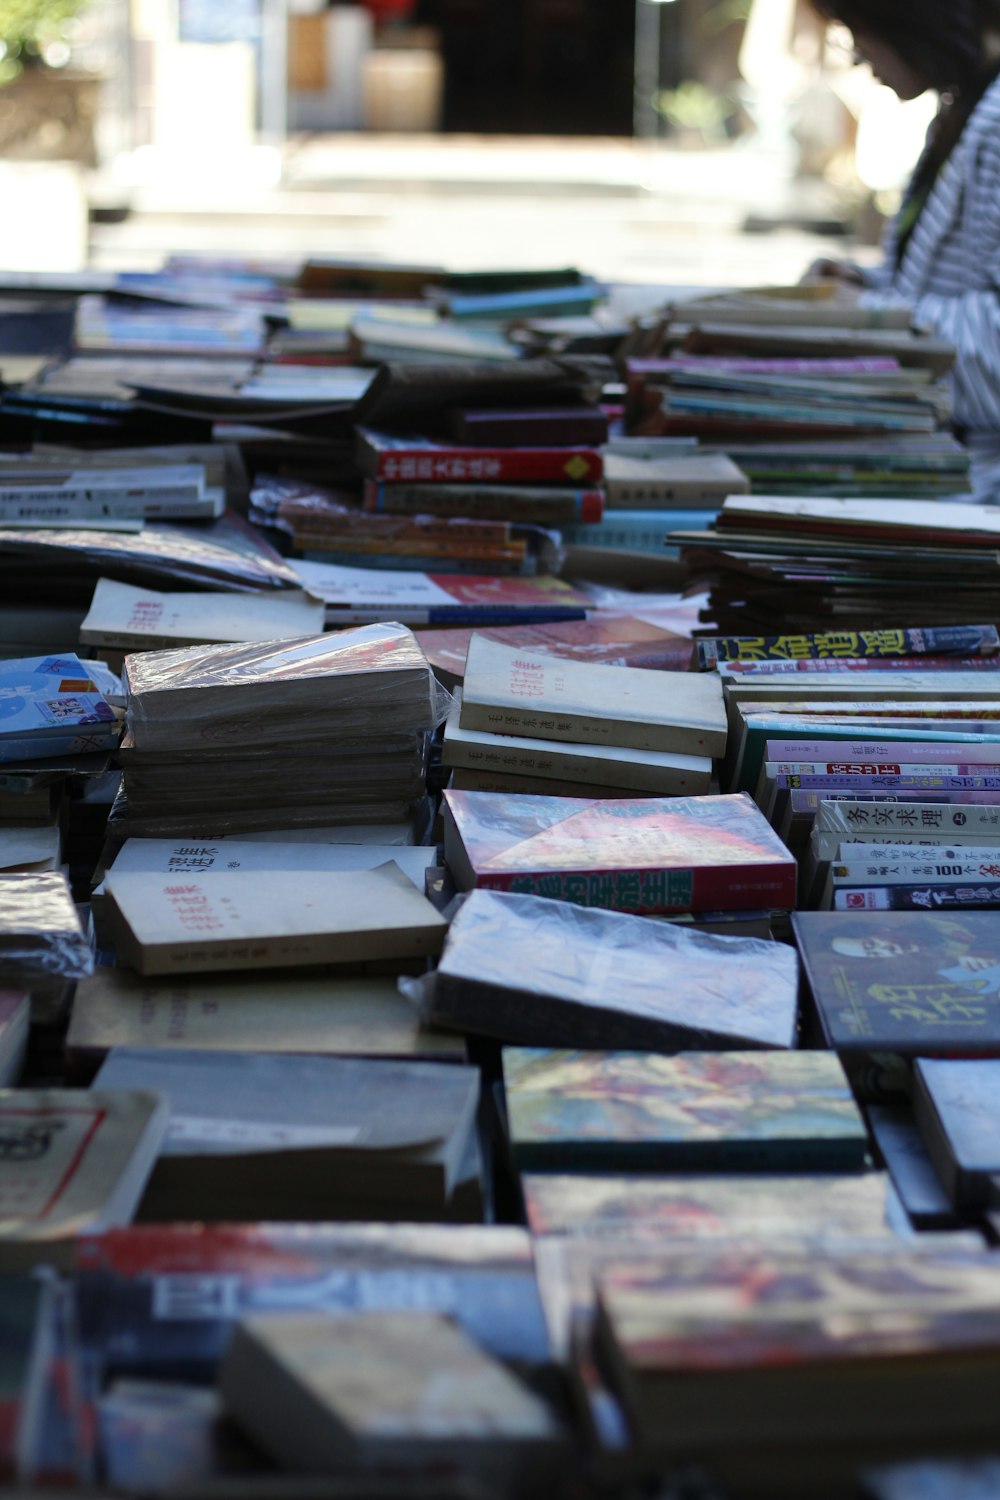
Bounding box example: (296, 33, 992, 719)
(112, 624, 444, 839)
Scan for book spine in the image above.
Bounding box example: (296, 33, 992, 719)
(462, 703, 727, 759)
(449, 412, 609, 446)
(363, 481, 604, 523)
(560, 513, 713, 552)
(834, 884, 1000, 911)
(325, 606, 588, 627)
(0, 487, 210, 520)
(833, 859, 1000, 884)
(284, 512, 513, 547)
(719, 656, 1000, 675)
(816, 801, 1000, 834)
(781, 773, 1000, 793)
(770, 760, 1000, 778)
(368, 449, 604, 484)
(443, 739, 710, 795)
(474, 861, 795, 912)
(292, 534, 526, 563)
(766, 738, 1000, 761)
(0, 724, 121, 762)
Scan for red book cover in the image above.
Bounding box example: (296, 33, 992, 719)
(356, 428, 603, 484)
(442, 790, 797, 913)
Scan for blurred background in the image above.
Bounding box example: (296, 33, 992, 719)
(0, 0, 940, 282)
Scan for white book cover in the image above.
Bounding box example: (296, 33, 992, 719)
(459, 635, 727, 757)
(101, 838, 435, 887)
(81, 578, 325, 649)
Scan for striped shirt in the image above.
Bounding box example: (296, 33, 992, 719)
(860, 75, 1000, 502)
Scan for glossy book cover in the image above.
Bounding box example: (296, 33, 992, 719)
(792, 911, 1000, 1053)
(443, 791, 797, 914)
(503, 1049, 868, 1171)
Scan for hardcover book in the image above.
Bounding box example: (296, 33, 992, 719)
(442, 790, 798, 913)
(103, 864, 448, 976)
(459, 636, 727, 757)
(699, 626, 999, 668)
(502, 1048, 868, 1172)
(355, 427, 603, 484)
(427, 888, 798, 1050)
(792, 910, 1000, 1056)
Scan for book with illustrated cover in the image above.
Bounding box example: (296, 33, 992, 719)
(698, 622, 1000, 666)
(62, 1223, 551, 1383)
(426, 888, 798, 1051)
(443, 790, 797, 913)
(67, 966, 464, 1074)
(0, 1090, 168, 1239)
(103, 864, 448, 976)
(793, 911, 1000, 1057)
(460, 636, 727, 757)
(502, 1048, 868, 1172)
(292, 559, 591, 628)
(593, 1245, 1000, 1457)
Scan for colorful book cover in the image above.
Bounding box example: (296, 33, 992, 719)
(0, 656, 115, 743)
(503, 1048, 868, 1171)
(356, 429, 603, 484)
(793, 910, 1000, 1052)
(700, 627, 999, 668)
(443, 790, 797, 913)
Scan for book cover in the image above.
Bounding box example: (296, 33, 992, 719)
(415, 616, 693, 689)
(502, 1048, 868, 1172)
(834, 885, 1000, 911)
(80, 579, 325, 651)
(67, 967, 464, 1071)
(293, 559, 591, 627)
(103, 864, 448, 976)
(459, 636, 727, 757)
(428, 888, 798, 1051)
(443, 790, 797, 913)
(0, 1090, 168, 1239)
(793, 910, 1000, 1053)
(0, 655, 116, 747)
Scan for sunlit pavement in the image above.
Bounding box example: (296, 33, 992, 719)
(83, 132, 875, 288)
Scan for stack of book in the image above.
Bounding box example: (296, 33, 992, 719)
(672, 496, 1000, 633)
(113, 624, 443, 838)
(441, 634, 725, 798)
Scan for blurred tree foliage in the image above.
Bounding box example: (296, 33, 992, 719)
(0, 0, 85, 82)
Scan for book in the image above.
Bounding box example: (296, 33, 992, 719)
(698, 625, 1000, 668)
(866, 1106, 958, 1230)
(67, 966, 465, 1074)
(793, 910, 1000, 1058)
(0, 1276, 59, 1484)
(356, 428, 603, 484)
(913, 1058, 1000, 1207)
(123, 623, 439, 750)
(219, 1310, 563, 1479)
(0, 990, 28, 1086)
(362, 480, 605, 525)
(0, 464, 220, 523)
(502, 1048, 868, 1172)
(79, 579, 325, 652)
(425, 888, 798, 1050)
(459, 637, 727, 757)
(602, 452, 749, 509)
(64, 1223, 550, 1380)
(0, 872, 93, 1022)
(593, 1245, 1000, 1458)
(0, 825, 61, 874)
(354, 358, 597, 436)
(442, 699, 713, 796)
(414, 616, 694, 691)
(0, 654, 119, 762)
(90, 1049, 480, 1218)
(292, 559, 590, 627)
(448, 406, 608, 445)
(103, 864, 448, 976)
(522, 1170, 900, 1240)
(442, 790, 798, 913)
(0, 1090, 168, 1238)
(832, 884, 1000, 911)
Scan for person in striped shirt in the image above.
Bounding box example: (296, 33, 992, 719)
(805, 0, 1000, 501)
